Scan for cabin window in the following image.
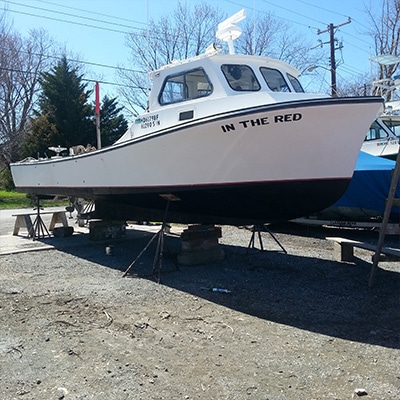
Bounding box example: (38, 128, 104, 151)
(382, 118, 400, 137)
(159, 68, 213, 105)
(260, 67, 291, 92)
(365, 120, 389, 141)
(287, 73, 304, 93)
(221, 64, 261, 91)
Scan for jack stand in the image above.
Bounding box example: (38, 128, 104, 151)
(150, 220, 176, 283)
(72, 198, 94, 226)
(30, 197, 50, 240)
(247, 224, 287, 254)
(122, 200, 178, 283)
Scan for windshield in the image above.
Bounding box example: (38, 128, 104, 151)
(365, 120, 390, 141)
(287, 73, 304, 93)
(221, 64, 261, 91)
(260, 67, 290, 92)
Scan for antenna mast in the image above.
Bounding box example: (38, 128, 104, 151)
(216, 9, 246, 55)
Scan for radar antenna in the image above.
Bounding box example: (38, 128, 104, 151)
(216, 9, 246, 55)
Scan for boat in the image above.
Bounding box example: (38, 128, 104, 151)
(379, 102, 400, 146)
(370, 54, 400, 143)
(10, 10, 384, 225)
(381, 113, 400, 137)
(361, 118, 399, 160)
(302, 151, 400, 223)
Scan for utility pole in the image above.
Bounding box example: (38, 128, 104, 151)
(95, 82, 101, 150)
(317, 18, 351, 97)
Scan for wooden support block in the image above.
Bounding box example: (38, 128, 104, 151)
(333, 241, 354, 262)
(49, 211, 68, 231)
(181, 224, 222, 241)
(178, 224, 224, 265)
(12, 215, 33, 237)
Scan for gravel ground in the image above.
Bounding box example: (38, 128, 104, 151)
(0, 221, 399, 400)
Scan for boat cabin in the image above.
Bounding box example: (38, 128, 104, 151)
(114, 8, 329, 145)
(115, 52, 316, 144)
(362, 118, 399, 159)
(148, 53, 305, 111)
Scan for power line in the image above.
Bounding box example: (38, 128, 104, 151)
(295, 0, 351, 22)
(3, 0, 145, 32)
(224, 0, 373, 64)
(339, 29, 371, 50)
(7, 0, 370, 59)
(223, 0, 321, 30)
(0, 1, 150, 86)
(3, 0, 375, 87)
(34, 0, 147, 26)
(339, 64, 368, 77)
(21, 51, 144, 75)
(260, 0, 326, 27)
(82, 78, 142, 90)
(1, 0, 152, 76)
(3, 8, 132, 35)
(0, 66, 141, 89)
(290, 0, 374, 51)
(2, 0, 210, 47)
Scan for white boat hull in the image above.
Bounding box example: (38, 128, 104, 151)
(11, 97, 383, 224)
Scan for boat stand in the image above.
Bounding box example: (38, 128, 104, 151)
(77, 199, 95, 225)
(247, 224, 287, 254)
(67, 198, 95, 225)
(122, 201, 179, 283)
(30, 197, 50, 240)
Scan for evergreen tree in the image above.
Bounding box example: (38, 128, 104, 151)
(99, 96, 128, 147)
(21, 56, 94, 157)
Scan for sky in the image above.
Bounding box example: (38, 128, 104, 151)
(0, 0, 383, 108)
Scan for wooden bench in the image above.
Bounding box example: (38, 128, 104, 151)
(12, 210, 68, 238)
(327, 237, 400, 262)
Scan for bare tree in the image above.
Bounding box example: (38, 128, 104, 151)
(366, 0, 400, 99)
(0, 23, 54, 165)
(118, 3, 325, 115)
(118, 2, 226, 115)
(336, 73, 371, 97)
(237, 13, 324, 74)
(236, 14, 278, 56)
(118, 2, 226, 116)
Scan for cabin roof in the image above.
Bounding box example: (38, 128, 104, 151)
(149, 53, 301, 80)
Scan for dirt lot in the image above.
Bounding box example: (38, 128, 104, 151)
(0, 222, 399, 399)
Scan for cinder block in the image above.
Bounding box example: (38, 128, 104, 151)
(181, 237, 219, 252)
(53, 226, 74, 238)
(177, 247, 225, 266)
(89, 220, 126, 241)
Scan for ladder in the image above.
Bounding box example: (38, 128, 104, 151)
(369, 147, 400, 287)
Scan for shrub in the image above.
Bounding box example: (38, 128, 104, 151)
(0, 166, 15, 191)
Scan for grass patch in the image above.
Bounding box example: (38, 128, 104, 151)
(0, 190, 69, 209)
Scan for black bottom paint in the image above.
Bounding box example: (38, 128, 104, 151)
(22, 179, 350, 225)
